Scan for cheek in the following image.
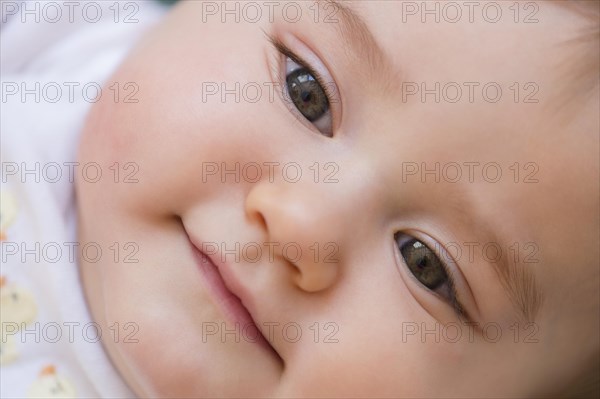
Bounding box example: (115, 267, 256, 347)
(77, 15, 281, 217)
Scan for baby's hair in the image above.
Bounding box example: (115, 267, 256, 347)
(567, 1, 599, 83)
(554, 0, 600, 114)
(555, 4, 599, 399)
(157, 0, 178, 4)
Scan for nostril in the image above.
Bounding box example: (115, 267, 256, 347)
(244, 185, 272, 233)
(293, 262, 339, 293)
(247, 208, 268, 232)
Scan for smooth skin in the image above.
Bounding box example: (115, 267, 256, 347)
(76, 1, 599, 397)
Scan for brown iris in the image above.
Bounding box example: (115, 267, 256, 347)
(286, 68, 329, 122)
(400, 239, 447, 289)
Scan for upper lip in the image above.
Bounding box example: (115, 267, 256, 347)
(188, 236, 256, 322)
(199, 242, 257, 322)
(183, 227, 276, 353)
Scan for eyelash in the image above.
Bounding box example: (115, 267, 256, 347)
(443, 266, 465, 318)
(267, 34, 337, 135)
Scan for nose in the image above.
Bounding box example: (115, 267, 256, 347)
(245, 180, 345, 293)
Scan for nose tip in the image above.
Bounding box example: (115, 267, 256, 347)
(245, 182, 340, 293)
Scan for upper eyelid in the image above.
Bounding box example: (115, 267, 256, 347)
(419, 235, 477, 320)
(269, 36, 304, 70)
(413, 237, 466, 316)
(266, 32, 342, 105)
(268, 36, 337, 100)
(422, 240, 472, 320)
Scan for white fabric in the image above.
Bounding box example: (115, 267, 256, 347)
(1, 2, 168, 397)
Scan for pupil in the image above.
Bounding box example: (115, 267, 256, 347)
(301, 91, 311, 103)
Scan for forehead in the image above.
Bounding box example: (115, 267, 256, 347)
(342, 1, 587, 78)
(269, 1, 593, 132)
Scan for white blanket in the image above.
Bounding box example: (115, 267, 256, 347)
(1, 2, 168, 397)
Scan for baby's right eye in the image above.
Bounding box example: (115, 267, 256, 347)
(267, 34, 336, 137)
(284, 56, 332, 136)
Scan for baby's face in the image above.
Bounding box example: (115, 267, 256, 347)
(76, 1, 599, 397)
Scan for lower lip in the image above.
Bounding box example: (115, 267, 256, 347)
(190, 242, 272, 350)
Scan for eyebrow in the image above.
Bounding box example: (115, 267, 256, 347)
(318, 0, 401, 93)
(490, 231, 544, 324)
(450, 196, 545, 323)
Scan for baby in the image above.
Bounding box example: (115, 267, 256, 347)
(3, 0, 599, 398)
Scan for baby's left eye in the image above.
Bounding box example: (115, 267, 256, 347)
(284, 57, 333, 136)
(400, 238, 449, 293)
(395, 233, 465, 317)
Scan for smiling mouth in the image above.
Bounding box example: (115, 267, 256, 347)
(185, 233, 277, 355)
